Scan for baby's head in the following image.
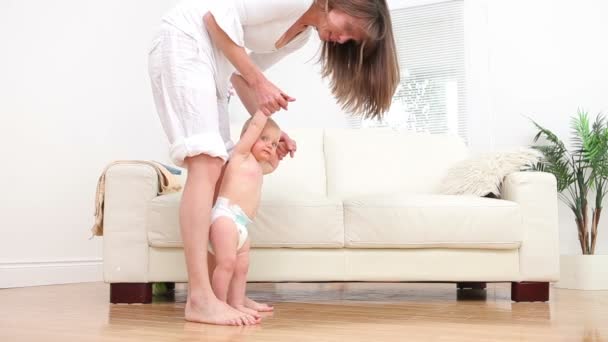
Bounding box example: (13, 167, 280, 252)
(241, 117, 281, 173)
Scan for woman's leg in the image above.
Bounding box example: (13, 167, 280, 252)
(181, 154, 256, 326)
(149, 25, 257, 325)
(205, 165, 224, 280)
(207, 252, 216, 280)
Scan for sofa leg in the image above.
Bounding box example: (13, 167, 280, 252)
(110, 283, 153, 304)
(456, 282, 487, 301)
(456, 282, 486, 290)
(511, 282, 549, 302)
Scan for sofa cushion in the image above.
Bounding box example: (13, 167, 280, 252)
(147, 193, 344, 248)
(344, 194, 522, 249)
(323, 129, 469, 198)
(248, 198, 344, 248)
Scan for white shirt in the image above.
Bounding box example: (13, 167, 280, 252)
(162, 0, 314, 73)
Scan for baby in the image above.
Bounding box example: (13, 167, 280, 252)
(208, 111, 280, 318)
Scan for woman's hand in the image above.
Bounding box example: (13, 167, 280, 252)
(252, 76, 295, 116)
(203, 13, 294, 116)
(277, 131, 297, 160)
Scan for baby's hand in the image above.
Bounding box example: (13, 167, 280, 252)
(278, 132, 297, 160)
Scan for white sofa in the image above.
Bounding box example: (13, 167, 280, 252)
(102, 128, 559, 303)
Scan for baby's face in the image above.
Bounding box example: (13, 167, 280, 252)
(251, 126, 281, 164)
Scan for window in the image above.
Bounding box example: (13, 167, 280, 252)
(358, 0, 467, 143)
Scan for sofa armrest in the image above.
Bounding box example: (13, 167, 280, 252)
(103, 163, 160, 283)
(501, 171, 560, 281)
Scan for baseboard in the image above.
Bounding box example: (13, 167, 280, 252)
(0, 258, 103, 288)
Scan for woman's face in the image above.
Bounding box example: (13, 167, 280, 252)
(317, 9, 366, 44)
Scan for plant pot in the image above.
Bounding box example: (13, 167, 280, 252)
(554, 255, 608, 290)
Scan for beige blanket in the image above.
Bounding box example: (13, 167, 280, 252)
(91, 160, 182, 237)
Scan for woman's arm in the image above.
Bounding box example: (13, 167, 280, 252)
(230, 74, 258, 115)
(203, 13, 261, 87)
(231, 73, 295, 115)
(203, 13, 292, 115)
(232, 73, 297, 159)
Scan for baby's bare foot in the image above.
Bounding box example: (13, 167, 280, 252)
(245, 297, 274, 312)
(230, 303, 261, 319)
(185, 297, 260, 326)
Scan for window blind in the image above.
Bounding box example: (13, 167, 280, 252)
(359, 0, 467, 142)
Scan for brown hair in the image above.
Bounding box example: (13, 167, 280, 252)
(240, 117, 280, 137)
(316, 0, 400, 120)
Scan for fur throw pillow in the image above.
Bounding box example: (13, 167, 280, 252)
(439, 148, 541, 197)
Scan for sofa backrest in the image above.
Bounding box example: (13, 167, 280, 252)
(323, 128, 468, 198)
(231, 127, 327, 200)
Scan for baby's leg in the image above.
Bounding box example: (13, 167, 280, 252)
(227, 240, 273, 314)
(209, 217, 238, 302)
(226, 240, 257, 316)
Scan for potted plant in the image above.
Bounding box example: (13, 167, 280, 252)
(531, 109, 608, 290)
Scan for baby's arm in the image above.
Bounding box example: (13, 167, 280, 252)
(233, 111, 267, 155)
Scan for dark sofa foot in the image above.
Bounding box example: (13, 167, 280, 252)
(511, 282, 549, 302)
(110, 283, 153, 304)
(456, 282, 487, 290)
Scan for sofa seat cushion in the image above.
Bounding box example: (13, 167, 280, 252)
(344, 195, 522, 249)
(147, 193, 344, 248)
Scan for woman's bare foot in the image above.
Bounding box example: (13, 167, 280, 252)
(185, 297, 260, 326)
(245, 297, 274, 312)
(231, 304, 261, 318)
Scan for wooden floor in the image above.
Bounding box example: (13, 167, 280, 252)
(1, 282, 607, 341)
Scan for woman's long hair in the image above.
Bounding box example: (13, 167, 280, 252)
(317, 0, 400, 120)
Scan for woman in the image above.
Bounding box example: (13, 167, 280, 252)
(148, 0, 399, 326)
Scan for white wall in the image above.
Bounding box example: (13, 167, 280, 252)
(481, 0, 608, 255)
(227, 35, 349, 129)
(1, 0, 606, 287)
(0, 0, 176, 287)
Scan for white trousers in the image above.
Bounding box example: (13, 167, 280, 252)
(148, 23, 234, 167)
